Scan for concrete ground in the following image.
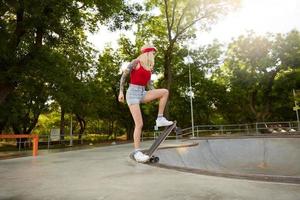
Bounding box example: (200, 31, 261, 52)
(155, 138, 300, 183)
(0, 140, 299, 200)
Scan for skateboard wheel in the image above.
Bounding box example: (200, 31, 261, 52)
(149, 157, 155, 163)
(149, 156, 159, 163)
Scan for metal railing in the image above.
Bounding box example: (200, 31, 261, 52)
(1, 121, 299, 155)
(39, 134, 84, 149)
(0, 134, 84, 153)
(0, 134, 39, 156)
(141, 121, 300, 141)
(179, 121, 299, 138)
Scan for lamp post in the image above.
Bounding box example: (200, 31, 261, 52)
(184, 54, 195, 138)
(70, 113, 73, 146)
(293, 89, 300, 131)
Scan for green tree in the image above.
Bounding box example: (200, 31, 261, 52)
(95, 47, 135, 139)
(0, 0, 138, 105)
(0, 0, 140, 136)
(169, 42, 224, 127)
(215, 30, 300, 122)
(138, 0, 240, 92)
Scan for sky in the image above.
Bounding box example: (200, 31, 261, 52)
(87, 0, 300, 52)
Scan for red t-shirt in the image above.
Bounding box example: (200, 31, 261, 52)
(130, 61, 151, 86)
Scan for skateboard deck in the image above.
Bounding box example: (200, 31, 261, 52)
(146, 121, 177, 158)
(130, 121, 178, 163)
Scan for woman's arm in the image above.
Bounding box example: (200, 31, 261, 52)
(147, 79, 154, 90)
(119, 59, 139, 95)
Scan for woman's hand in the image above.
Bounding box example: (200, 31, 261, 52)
(118, 93, 125, 103)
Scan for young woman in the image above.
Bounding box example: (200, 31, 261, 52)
(118, 44, 173, 162)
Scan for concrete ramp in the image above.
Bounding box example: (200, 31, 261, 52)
(154, 137, 300, 183)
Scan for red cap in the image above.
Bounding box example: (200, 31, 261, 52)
(141, 47, 157, 54)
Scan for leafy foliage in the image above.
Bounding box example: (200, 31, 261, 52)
(0, 0, 299, 141)
(214, 31, 300, 122)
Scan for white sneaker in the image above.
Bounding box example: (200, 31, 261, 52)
(156, 117, 173, 127)
(134, 151, 150, 163)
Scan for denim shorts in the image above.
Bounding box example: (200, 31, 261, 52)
(126, 84, 147, 105)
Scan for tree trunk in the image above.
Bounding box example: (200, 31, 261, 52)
(76, 114, 86, 144)
(262, 70, 279, 120)
(22, 105, 41, 134)
(0, 117, 8, 134)
(126, 122, 134, 141)
(108, 119, 113, 135)
(0, 83, 14, 105)
(162, 44, 175, 117)
(163, 44, 175, 91)
(163, 57, 172, 91)
(249, 69, 279, 121)
(12, 125, 26, 149)
(110, 120, 115, 140)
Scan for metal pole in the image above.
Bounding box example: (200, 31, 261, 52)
(293, 89, 300, 131)
(255, 123, 258, 134)
(70, 114, 73, 146)
(189, 63, 195, 138)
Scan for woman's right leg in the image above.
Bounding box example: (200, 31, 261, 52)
(128, 104, 143, 149)
(128, 104, 149, 162)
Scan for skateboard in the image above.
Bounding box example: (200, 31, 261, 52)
(130, 121, 180, 163)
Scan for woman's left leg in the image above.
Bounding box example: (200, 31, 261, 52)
(142, 89, 173, 127)
(142, 89, 169, 114)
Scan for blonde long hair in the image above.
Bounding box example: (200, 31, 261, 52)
(137, 44, 156, 71)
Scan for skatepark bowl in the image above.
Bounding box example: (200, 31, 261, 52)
(151, 136, 300, 184)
